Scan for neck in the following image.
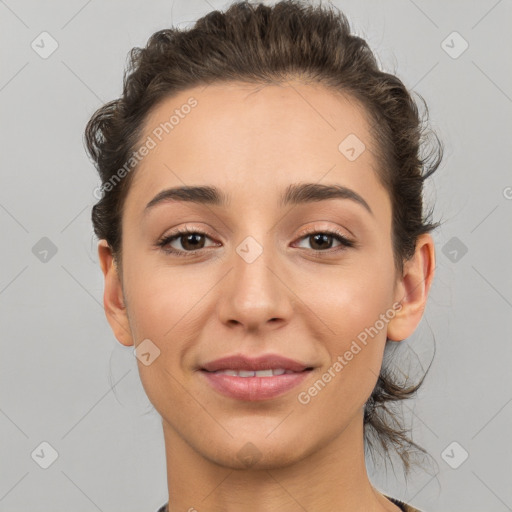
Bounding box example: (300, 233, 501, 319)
(161, 410, 399, 512)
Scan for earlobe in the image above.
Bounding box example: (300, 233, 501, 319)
(97, 240, 134, 346)
(387, 234, 436, 342)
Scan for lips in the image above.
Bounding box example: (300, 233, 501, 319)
(200, 354, 312, 373)
(199, 354, 314, 401)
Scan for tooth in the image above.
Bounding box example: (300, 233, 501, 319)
(254, 369, 274, 377)
(213, 368, 292, 377)
(238, 370, 256, 377)
(218, 369, 238, 376)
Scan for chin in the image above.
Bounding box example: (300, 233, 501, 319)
(202, 434, 311, 471)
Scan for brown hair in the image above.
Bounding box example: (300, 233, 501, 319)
(84, 0, 442, 476)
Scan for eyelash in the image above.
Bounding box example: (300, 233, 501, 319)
(156, 226, 355, 258)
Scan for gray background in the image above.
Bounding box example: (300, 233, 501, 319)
(1, 0, 511, 511)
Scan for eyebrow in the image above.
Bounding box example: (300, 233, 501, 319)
(144, 182, 373, 215)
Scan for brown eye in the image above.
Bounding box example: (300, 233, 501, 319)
(178, 233, 206, 251)
(295, 229, 354, 252)
(157, 228, 218, 256)
(308, 233, 335, 250)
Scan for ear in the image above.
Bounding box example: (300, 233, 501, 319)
(97, 240, 134, 346)
(387, 234, 436, 342)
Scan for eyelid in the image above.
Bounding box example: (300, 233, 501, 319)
(297, 225, 352, 240)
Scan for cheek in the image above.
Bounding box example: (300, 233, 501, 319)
(122, 266, 207, 413)
(122, 253, 208, 339)
(319, 259, 396, 341)
(306, 259, 395, 405)
(122, 260, 219, 407)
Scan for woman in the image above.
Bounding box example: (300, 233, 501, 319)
(85, 1, 441, 510)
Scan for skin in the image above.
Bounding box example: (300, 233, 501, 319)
(98, 81, 435, 512)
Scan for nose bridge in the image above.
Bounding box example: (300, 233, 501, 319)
(217, 230, 292, 329)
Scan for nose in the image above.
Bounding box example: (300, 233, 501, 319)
(216, 236, 293, 332)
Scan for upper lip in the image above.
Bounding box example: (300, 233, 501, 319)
(200, 354, 313, 372)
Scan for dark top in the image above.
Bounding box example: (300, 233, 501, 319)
(156, 495, 422, 511)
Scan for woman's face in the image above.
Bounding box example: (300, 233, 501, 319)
(104, 81, 423, 469)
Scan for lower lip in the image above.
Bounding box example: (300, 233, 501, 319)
(200, 370, 312, 401)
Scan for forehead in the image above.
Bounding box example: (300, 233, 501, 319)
(127, 80, 386, 213)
